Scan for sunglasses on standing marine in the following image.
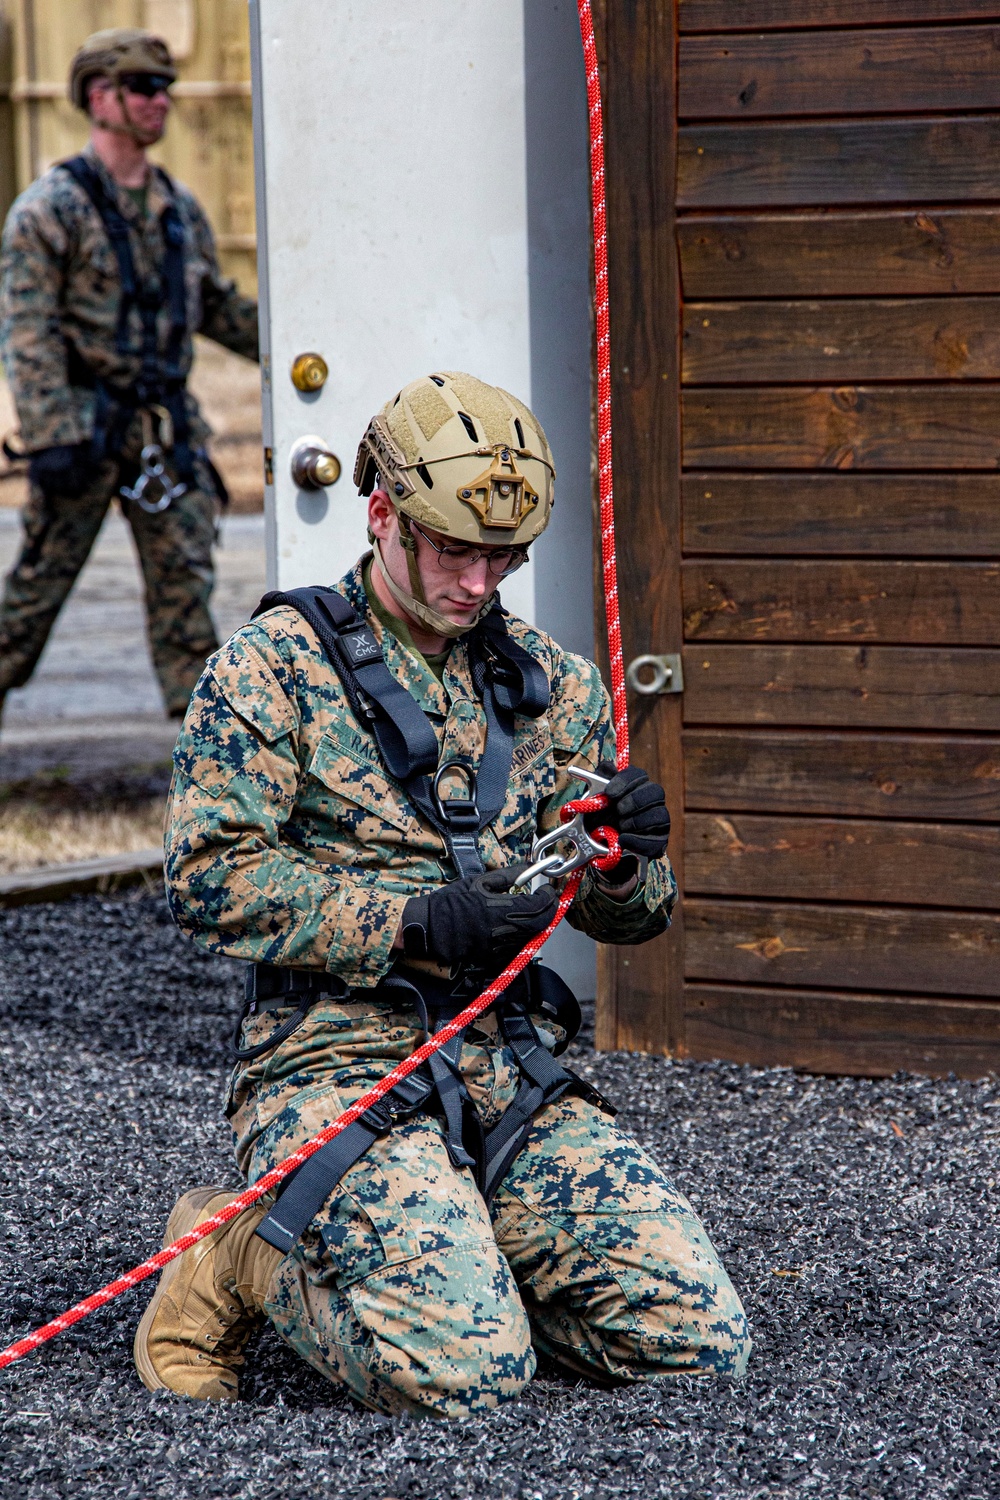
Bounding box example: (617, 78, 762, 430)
(118, 72, 174, 98)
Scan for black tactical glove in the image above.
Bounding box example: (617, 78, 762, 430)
(28, 442, 96, 500)
(401, 865, 558, 968)
(585, 762, 671, 862)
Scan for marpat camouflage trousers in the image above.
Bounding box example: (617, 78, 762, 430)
(0, 461, 219, 715)
(232, 996, 751, 1418)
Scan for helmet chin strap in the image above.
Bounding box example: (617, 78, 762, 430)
(371, 538, 492, 640)
(92, 87, 159, 146)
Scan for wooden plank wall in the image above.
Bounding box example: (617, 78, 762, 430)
(675, 1, 1000, 1077)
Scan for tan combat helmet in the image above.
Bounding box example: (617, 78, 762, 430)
(69, 28, 176, 112)
(355, 372, 555, 636)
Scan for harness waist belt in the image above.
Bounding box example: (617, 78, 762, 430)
(246, 963, 347, 1007)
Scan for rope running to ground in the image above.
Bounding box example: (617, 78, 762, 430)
(0, 0, 624, 1373)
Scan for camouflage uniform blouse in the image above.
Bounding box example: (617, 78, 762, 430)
(0, 143, 258, 453)
(166, 559, 676, 985)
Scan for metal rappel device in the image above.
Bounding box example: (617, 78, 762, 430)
(119, 404, 188, 514)
(520, 765, 613, 887)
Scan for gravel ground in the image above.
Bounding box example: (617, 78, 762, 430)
(1, 890, 998, 1499)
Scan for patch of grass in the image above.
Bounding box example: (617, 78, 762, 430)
(0, 765, 171, 873)
(0, 798, 165, 873)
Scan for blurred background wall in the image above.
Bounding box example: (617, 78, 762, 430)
(0, 0, 256, 295)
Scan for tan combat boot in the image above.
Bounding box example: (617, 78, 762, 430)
(133, 1185, 283, 1400)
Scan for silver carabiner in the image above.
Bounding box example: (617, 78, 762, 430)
(119, 407, 188, 514)
(520, 764, 614, 887)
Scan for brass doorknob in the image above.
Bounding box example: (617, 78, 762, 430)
(290, 352, 329, 392)
(291, 436, 341, 489)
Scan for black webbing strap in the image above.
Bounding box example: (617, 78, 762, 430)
(61, 156, 138, 358)
(59, 156, 194, 478)
(254, 974, 479, 1252)
(256, 586, 439, 782)
(256, 1062, 437, 1253)
(250, 962, 606, 1252)
(481, 1007, 578, 1203)
(230, 964, 349, 1062)
(467, 606, 548, 830)
(253, 585, 550, 879)
(255, 1100, 393, 1254)
(381, 971, 482, 1175)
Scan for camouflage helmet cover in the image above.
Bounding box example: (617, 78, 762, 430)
(69, 28, 176, 110)
(354, 372, 555, 549)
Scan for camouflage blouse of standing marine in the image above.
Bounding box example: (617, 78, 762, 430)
(165, 557, 677, 988)
(0, 142, 258, 453)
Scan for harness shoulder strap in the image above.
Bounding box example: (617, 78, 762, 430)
(152, 166, 189, 373)
(475, 605, 550, 718)
(255, 585, 441, 783)
(60, 156, 194, 474)
(60, 156, 137, 353)
(253, 586, 554, 878)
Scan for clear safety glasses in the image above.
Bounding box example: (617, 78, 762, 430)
(409, 520, 529, 576)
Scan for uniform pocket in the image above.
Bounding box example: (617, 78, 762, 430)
(308, 733, 433, 847)
(320, 1155, 423, 1285)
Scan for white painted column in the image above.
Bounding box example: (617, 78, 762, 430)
(250, 0, 595, 992)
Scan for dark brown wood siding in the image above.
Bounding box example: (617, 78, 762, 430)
(675, 4, 1000, 1076)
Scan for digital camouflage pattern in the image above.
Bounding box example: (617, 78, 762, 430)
(165, 560, 749, 1413)
(166, 558, 676, 981)
(0, 142, 257, 712)
(0, 143, 258, 451)
(0, 460, 219, 713)
(234, 1003, 750, 1417)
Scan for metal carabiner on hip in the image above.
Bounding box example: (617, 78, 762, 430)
(119, 404, 188, 514)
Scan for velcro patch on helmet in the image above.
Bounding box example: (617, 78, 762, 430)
(406, 385, 454, 445)
(445, 372, 514, 447)
(383, 399, 420, 464)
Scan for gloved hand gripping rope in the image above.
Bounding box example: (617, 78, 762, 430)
(0, 0, 627, 1374)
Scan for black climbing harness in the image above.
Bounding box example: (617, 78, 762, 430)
(237, 584, 615, 1252)
(58, 154, 203, 503)
(252, 583, 550, 879)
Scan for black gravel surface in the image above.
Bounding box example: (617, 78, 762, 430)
(1, 889, 998, 1499)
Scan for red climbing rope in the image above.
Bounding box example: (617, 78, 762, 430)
(0, 876, 583, 1372)
(0, 0, 623, 1374)
(577, 0, 628, 770)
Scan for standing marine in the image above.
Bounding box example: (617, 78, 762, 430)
(137, 372, 750, 1416)
(0, 29, 259, 726)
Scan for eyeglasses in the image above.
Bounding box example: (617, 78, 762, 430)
(119, 73, 173, 98)
(409, 520, 529, 576)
